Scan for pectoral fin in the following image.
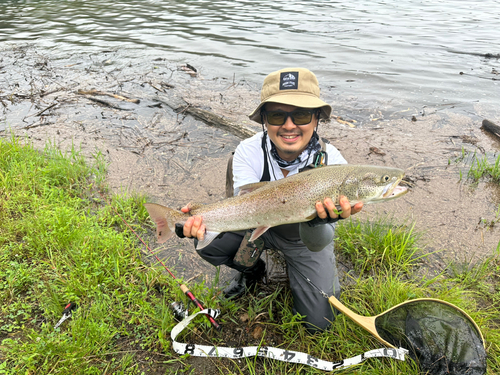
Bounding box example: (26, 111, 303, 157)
(195, 231, 222, 250)
(249, 226, 270, 242)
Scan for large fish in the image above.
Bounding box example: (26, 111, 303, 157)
(145, 165, 408, 249)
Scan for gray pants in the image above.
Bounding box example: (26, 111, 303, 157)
(196, 225, 341, 332)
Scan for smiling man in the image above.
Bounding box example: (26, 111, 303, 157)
(263, 103, 318, 172)
(179, 67, 363, 332)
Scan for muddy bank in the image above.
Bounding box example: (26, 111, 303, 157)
(1, 44, 499, 283)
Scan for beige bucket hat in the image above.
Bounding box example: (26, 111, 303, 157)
(248, 67, 332, 123)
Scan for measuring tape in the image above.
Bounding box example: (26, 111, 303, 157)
(171, 309, 408, 371)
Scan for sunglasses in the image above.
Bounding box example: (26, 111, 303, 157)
(263, 109, 317, 126)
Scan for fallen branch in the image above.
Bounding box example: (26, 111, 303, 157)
(333, 115, 357, 128)
(40, 88, 62, 97)
(21, 102, 59, 120)
(20, 122, 54, 130)
(77, 89, 140, 103)
(154, 93, 256, 139)
(84, 96, 128, 110)
(33, 102, 58, 117)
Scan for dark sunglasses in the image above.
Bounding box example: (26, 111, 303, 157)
(263, 109, 317, 126)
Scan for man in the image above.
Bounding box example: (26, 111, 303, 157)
(179, 67, 363, 332)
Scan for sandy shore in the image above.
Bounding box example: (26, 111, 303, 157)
(2, 44, 499, 282)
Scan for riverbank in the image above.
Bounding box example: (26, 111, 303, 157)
(1, 44, 499, 280)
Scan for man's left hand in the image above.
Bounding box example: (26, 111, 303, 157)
(315, 196, 363, 221)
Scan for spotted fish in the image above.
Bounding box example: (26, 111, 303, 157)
(145, 164, 408, 249)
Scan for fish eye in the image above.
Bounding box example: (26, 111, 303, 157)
(382, 175, 390, 182)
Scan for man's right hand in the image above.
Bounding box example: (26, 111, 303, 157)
(179, 205, 206, 240)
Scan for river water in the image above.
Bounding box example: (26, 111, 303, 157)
(1, 0, 499, 119)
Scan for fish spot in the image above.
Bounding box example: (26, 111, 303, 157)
(282, 199, 287, 204)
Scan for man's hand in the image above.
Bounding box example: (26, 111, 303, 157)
(178, 205, 206, 241)
(315, 196, 363, 220)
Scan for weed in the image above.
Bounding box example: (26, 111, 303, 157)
(335, 217, 427, 275)
(467, 152, 500, 183)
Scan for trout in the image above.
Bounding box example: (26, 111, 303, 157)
(145, 164, 408, 249)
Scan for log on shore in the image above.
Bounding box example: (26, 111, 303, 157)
(481, 119, 500, 139)
(154, 93, 256, 140)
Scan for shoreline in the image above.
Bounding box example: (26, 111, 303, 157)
(1, 45, 499, 280)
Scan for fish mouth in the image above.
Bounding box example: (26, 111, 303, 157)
(381, 179, 408, 199)
(385, 185, 408, 198)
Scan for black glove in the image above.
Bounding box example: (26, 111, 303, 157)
(175, 223, 185, 238)
(175, 223, 225, 240)
(306, 213, 343, 227)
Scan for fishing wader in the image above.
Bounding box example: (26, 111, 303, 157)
(195, 225, 340, 332)
(223, 230, 266, 298)
(195, 134, 341, 332)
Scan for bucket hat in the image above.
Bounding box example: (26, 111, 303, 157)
(248, 67, 332, 123)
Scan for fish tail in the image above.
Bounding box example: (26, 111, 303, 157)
(144, 203, 184, 243)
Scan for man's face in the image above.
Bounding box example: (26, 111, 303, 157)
(264, 102, 318, 162)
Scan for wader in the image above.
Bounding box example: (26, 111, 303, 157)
(197, 134, 341, 331)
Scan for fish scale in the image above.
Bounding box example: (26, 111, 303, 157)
(145, 164, 408, 249)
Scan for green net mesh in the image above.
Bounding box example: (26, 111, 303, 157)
(375, 300, 486, 374)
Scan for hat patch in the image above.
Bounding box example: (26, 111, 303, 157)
(280, 72, 298, 90)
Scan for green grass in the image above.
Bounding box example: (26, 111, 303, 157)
(467, 152, 500, 182)
(467, 150, 500, 229)
(335, 217, 426, 275)
(0, 137, 186, 374)
(452, 147, 500, 230)
(1, 136, 499, 374)
(452, 146, 500, 183)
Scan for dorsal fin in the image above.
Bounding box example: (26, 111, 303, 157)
(185, 202, 205, 211)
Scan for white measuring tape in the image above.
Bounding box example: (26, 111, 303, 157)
(171, 309, 408, 371)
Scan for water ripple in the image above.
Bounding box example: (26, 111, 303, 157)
(1, 0, 499, 113)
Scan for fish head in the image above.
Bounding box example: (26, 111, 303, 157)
(347, 166, 408, 204)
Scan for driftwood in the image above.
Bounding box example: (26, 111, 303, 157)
(77, 89, 140, 103)
(481, 119, 500, 139)
(83, 96, 128, 110)
(23, 102, 59, 119)
(154, 93, 256, 139)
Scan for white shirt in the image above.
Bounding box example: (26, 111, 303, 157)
(232, 131, 347, 195)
